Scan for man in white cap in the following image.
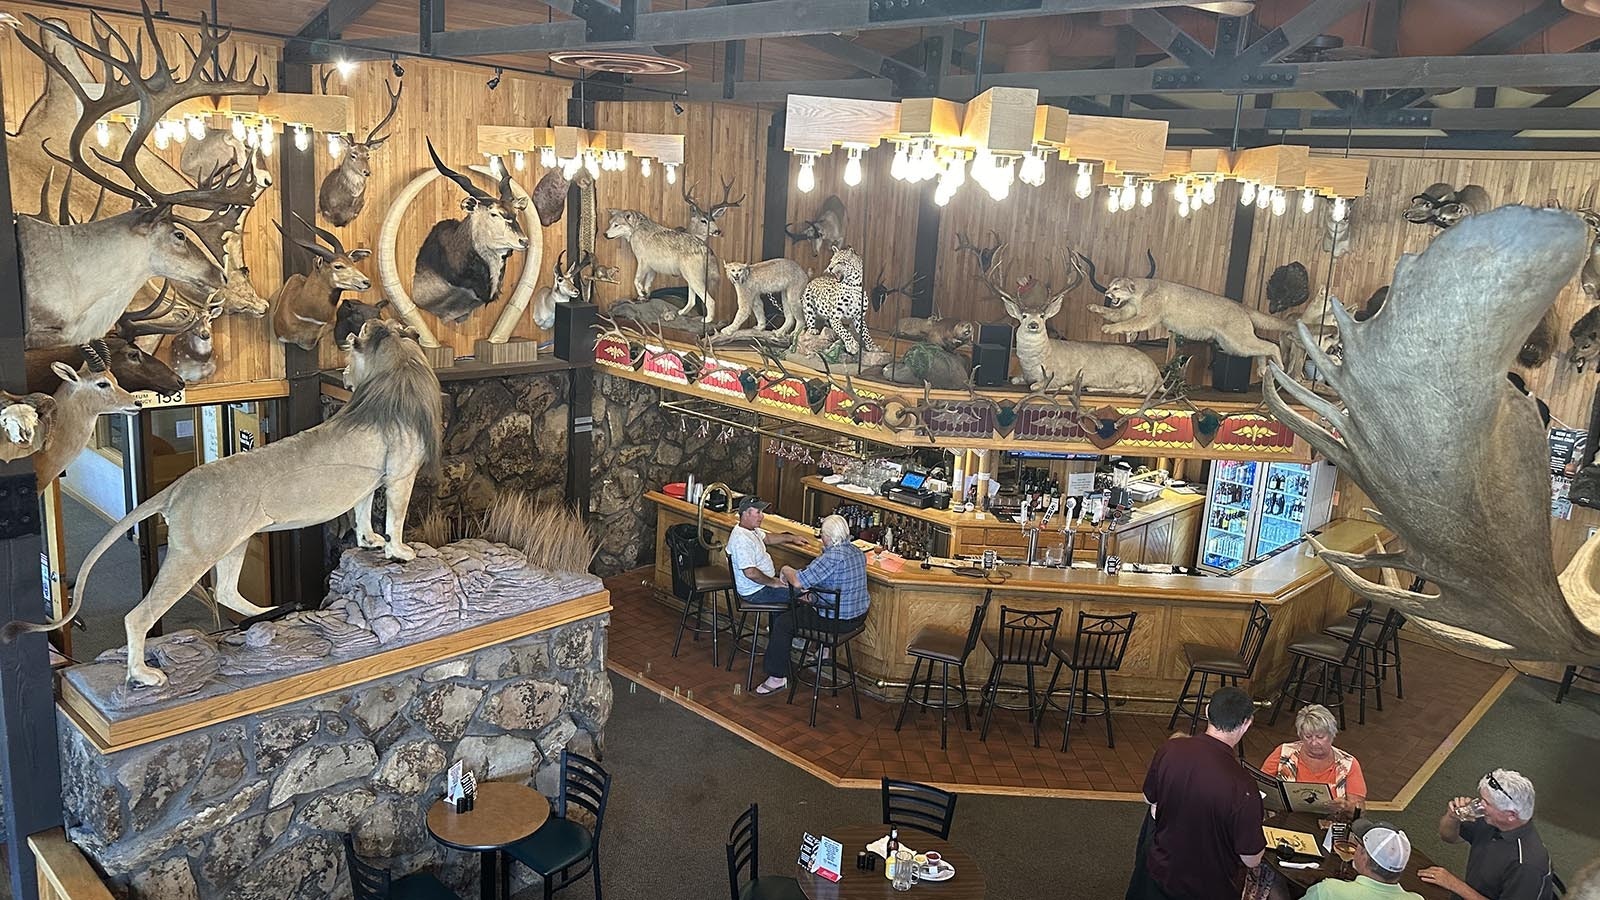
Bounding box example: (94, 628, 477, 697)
(1304, 820, 1422, 899)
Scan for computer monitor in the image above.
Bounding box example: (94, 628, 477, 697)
(898, 470, 928, 491)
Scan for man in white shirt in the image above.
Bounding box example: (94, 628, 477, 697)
(725, 496, 803, 605)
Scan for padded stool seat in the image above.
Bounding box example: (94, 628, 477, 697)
(1181, 643, 1252, 675)
(690, 565, 733, 592)
(896, 593, 991, 750)
(1285, 635, 1348, 664)
(907, 626, 968, 663)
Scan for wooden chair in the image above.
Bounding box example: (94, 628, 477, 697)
(895, 590, 992, 749)
(977, 606, 1062, 741)
(1168, 600, 1273, 733)
(500, 751, 611, 900)
(726, 804, 806, 900)
(881, 778, 958, 840)
(1034, 610, 1138, 751)
(343, 834, 462, 900)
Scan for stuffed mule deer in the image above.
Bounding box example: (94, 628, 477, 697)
(682, 178, 744, 239)
(270, 214, 374, 350)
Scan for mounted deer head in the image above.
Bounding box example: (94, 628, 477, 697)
(869, 266, 923, 313)
(319, 78, 403, 226)
(953, 230, 1004, 274)
(683, 177, 744, 239)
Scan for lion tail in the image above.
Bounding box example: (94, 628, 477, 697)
(1246, 307, 1295, 332)
(2, 487, 173, 640)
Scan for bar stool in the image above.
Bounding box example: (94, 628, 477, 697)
(895, 590, 993, 749)
(1168, 600, 1273, 734)
(1554, 665, 1598, 703)
(1035, 610, 1138, 751)
(977, 606, 1062, 741)
(672, 560, 734, 666)
(724, 556, 790, 692)
(1324, 604, 1407, 714)
(1269, 604, 1374, 729)
(786, 587, 865, 727)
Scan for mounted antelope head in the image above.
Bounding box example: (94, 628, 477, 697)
(410, 138, 529, 323)
(319, 78, 402, 226)
(533, 250, 584, 330)
(683, 177, 744, 239)
(270, 213, 373, 350)
(11, 2, 266, 350)
(25, 336, 184, 396)
(869, 266, 922, 313)
(34, 340, 143, 485)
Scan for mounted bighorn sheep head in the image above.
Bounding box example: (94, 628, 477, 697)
(682, 177, 744, 239)
(319, 78, 403, 226)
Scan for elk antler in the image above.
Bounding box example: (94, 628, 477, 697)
(366, 79, 403, 145)
(978, 247, 1018, 306)
(20, 1, 267, 210)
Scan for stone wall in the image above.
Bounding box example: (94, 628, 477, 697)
(591, 372, 758, 576)
(59, 616, 611, 900)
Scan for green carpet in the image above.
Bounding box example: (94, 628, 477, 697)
(569, 671, 1600, 900)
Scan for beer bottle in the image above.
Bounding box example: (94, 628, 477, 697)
(885, 828, 900, 879)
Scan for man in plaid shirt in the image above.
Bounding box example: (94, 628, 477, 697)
(754, 514, 871, 695)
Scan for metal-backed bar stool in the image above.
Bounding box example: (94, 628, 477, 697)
(1325, 604, 1407, 714)
(724, 555, 789, 691)
(895, 590, 993, 749)
(1034, 610, 1138, 751)
(977, 606, 1062, 741)
(667, 524, 735, 666)
(1556, 665, 1600, 703)
(1268, 604, 1374, 730)
(1168, 600, 1273, 734)
(786, 586, 865, 727)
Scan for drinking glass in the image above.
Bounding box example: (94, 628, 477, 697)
(892, 850, 918, 891)
(1454, 798, 1487, 822)
(1332, 839, 1358, 877)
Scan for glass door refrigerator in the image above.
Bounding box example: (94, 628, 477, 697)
(1199, 460, 1337, 573)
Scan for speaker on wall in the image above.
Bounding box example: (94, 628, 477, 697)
(555, 302, 598, 362)
(972, 342, 1011, 387)
(1211, 351, 1254, 393)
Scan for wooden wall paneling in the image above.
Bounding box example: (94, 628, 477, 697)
(783, 148, 922, 333)
(586, 100, 773, 322)
(312, 59, 574, 368)
(2, 3, 286, 390)
(1242, 151, 1600, 569)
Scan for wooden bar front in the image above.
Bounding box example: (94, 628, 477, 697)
(648, 491, 1383, 711)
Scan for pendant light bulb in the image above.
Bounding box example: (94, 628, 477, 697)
(843, 148, 863, 188)
(1140, 181, 1154, 208)
(796, 155, 815, 193)
(188, 116, 206, 140)
(169, 120, 186, 144)
(539, 147, 556, 168)
(96, 119, 112, 148)
(665, 162, 678, 185)
(513, 150, 526, 171)
(1201, 178, 1217, 205)
(1301, 187, 1316, 214)
(328, 132, 343, 160)
(1178, 195, 1191, 218)
(639, 156, 652, 178)
(231, 116, 247, 142)
(584, 152, 600, 179)
(986, 177, 1010, 202)
(258, 121, 274, 150)
(336, 59, 356, 79)
(1271, 188, 1287, 217)
(891, 143, 908, 181)
(1240, 180, 1257, 206)
(1074, 161, 1093, 199)
(919, 145, 940, 182)
(1019, 150, 1047, 188)
(935, 187, 952, 207)
(489, 154, 503, 178)
(1257, 184, 1273, 209)
(293, 125, 311, 153)
(1106, 187, 1120, 213)
(1331, 196, 1348, 222)
(1120, 184, 1136, 212)
(153, 121, 170, 151)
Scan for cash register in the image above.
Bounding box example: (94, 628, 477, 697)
(882, 469, 942, 509)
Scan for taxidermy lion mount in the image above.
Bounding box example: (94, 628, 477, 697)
(4, 320, 443, 687)
(1079, 252, 1291, 364)
(1267, 205, 1600, 661)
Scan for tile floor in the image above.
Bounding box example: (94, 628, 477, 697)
(604, 569, 1509, 802)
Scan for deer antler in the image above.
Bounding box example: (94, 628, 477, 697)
(21, 1, 267, 210)
(978, 247, 1018, 305)
(366, 79, 403, 145)
(708, 177, 744, 219)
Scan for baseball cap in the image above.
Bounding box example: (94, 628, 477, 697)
(734, 495, 770, 514)
(1353, 819, 1411, 873)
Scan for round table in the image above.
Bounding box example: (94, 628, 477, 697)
(426, 782, 551, 900)
(796, 824, 985, 900)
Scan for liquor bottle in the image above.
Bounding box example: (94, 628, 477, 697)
(885, 828, 900, 879)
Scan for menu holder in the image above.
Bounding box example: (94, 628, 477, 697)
(797, 833, 844, 882)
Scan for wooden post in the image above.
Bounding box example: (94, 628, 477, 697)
(0, 62, 62, 900)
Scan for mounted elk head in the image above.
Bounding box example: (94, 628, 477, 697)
(270, 213, 373, 350)
(320, 78, 402, 226)
(10, 2, 267, 349)
(410, 138, 529, 323)
(1266, 205, 1600, 661)
(682, 178, 744, 239)
(33, 341, 144, 486)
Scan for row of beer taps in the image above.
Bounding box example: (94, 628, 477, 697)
(1017, 494, 1112, 568)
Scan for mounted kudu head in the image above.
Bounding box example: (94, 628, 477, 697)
(279, 213, 372, 291)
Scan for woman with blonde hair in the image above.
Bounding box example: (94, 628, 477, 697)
(1261, 704, 1367, 812)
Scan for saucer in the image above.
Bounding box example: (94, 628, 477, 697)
(919, 862, 956, 882)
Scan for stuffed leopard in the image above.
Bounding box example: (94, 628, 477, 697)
(801, 246, 879, 356)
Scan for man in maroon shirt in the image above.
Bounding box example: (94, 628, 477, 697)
(1129, 687, 1267, 900)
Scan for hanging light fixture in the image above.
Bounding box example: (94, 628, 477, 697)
(665, 162, 679, 185)
(560, 155, 583, 179)
(293, 124, 311, 152)
(187, 116, 206, 140)
(1118, 175, 1136, 212)
(258, 120, 275, 153)
(1201, 177, 1217, 205)
(152, 120, 170, 151)
(513, 150, 526, 171)
(336, 59, 357, 79)
(1106, 186, 1120, 213)
(169, 120, 187, 144)
(1018, 148, 1048, 188)
(843, 145, 865, 187)
(1140, 180, 1154, 208)
(1074, 161, 1094, 199)
(328, 132, 343, 160)
(1271, 187, 1287, 217)
(95, 119, 112, 148)
(583, 151, 600, 179)
(1173, 179, 1189, 203)
(539, 147, 556, 168)
(1331, 196, 1348, 222)
(890, 142, 909, 181)
(1239, 180, 1257, 206)
(1178, 194, 1191, 218)
(1300, 188, 1316, 214)
(1256, 184, 1273, 210)
(640, 156, 652, 177)
(231, 116, 247, 142)
(795, 153, 816, 193)
(489, 154, 503, 177)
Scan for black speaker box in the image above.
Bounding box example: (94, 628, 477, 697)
(978, 323, 1014, 346)
(972, 342, 1011, 387)
(1211, 351, 1254, 393)
(554, 302, 598, 363)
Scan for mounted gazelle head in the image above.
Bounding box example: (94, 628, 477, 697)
(319, 78, 402, 226)
(279, 212, 372, 292)
(50, 341, 142, 416)
(426, 138, 528, 254)
(683, 177, 744, 239)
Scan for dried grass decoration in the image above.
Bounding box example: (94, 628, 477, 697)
(483, 491, 599, 573)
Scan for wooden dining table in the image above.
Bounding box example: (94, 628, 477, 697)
(426, 782, 551, 900)
(1264, 811, 1451, 900)
(796, 824, 986, 900)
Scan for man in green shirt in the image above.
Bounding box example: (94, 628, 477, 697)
(1305, 821, 1423, 900)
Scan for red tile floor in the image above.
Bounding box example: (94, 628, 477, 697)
(603, 569, 1512, 806)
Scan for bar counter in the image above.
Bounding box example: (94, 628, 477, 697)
(648, 491, 1385, 708)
